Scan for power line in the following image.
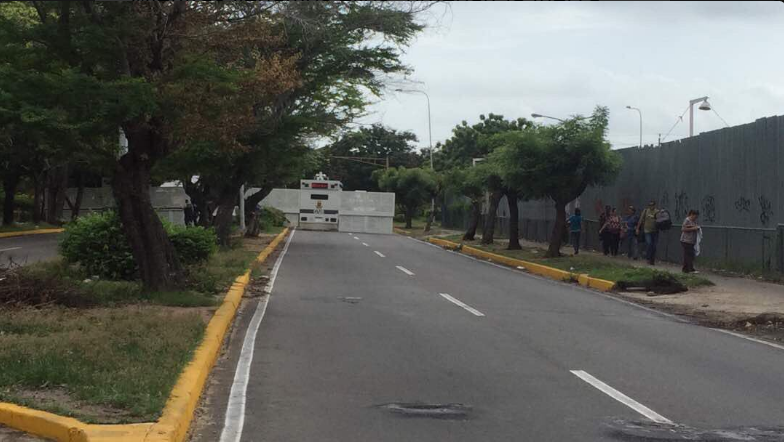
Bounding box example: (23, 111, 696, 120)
(661, 105, 690, 143)
(711, 107, 730, 128)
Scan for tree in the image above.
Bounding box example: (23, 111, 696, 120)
(182, 2, 434, 245)
(323, 124, 420, 191)
(443, 167, 485, 240)
(492, 106, 622, 257)
(438, 114, 532, 245)
(374, 167, 436, 229)
(0, 2, 303, 288)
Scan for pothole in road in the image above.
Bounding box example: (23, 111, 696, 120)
(338, 297, 363, 304)
(605, 418, 784, 441)
(377, 402, 472, 420)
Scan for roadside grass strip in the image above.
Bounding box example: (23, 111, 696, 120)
(0, 229, 290, 442)
(428, 237, 615, 292)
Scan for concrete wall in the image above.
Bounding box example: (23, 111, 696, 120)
(62, 186, 187, 225)
(338, 191, 395, 234)
(443, 115, 784, 270)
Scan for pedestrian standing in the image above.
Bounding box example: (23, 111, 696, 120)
(599, 205, 611, 255)
(623, 206, 640, 260)
(184, 199, 195, 226)
(636, 200, 660, 265)
(681, 209, 700, 273)
(602, 208, 622, 256)
(567, 208, 583, 255)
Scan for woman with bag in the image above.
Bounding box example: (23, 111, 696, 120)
(600, 207, 622, 256)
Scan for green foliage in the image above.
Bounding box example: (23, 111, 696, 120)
(323, 124, 421, 190)
(59, 212, 136, 280)
(438, 113, 533, 170)
(492, 107, 622, 204)
(374, 167, 437, 220)
(259, 206, 287, 231)
(60, 212, 217, 280)
(166, 224, 218, 266)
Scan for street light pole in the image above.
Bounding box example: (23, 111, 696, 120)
(395, 88, 435, 219)
(626, 106, 642, 148)
(531, 113, 565, 123)
(688, 96, 711, 137)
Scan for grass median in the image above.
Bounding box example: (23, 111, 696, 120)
(0, 233, 275, 424)
(441, 234, 713, 290)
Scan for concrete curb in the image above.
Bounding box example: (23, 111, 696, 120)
(0, 228, 64, 239)
(393, 227, 411, 235)
(427, 237, 616, 292)
(0, 228, 290, 442)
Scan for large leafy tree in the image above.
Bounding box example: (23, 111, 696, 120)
(323, 124, 421, 191)
(374, 167, 437, 229)
(182, 2, 433, 245)
(439, 114, 532, 247)
(492, 106, 622, 257)
(1, 2, 299, 289)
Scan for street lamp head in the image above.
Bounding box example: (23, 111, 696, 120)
(531, 113, 542, 118)
(698, 99, 711, 111)
(626, 105, 632, 109)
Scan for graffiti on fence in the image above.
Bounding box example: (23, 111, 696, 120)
(734, 196, 751, 213)
(674, 191, 689, 218)
(660, 191, 670, 211)
(701, 195, 716, 222)
(759, 195, 773, 226)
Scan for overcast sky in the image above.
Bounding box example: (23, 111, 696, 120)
(358, 1, 784, 150)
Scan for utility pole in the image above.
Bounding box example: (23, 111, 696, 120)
(239, 185, 245, 233)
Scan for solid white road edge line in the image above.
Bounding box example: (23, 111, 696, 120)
(396, 265, 415, 276)
(362, 242, 369, 247)
(0, 247, 21, 252)
(439, 293, 485, 317)
(374, 251, 385, 258)
(220, 229, 296, 442)
(570, 370, 673, 424)
(711, 328, 784, 351)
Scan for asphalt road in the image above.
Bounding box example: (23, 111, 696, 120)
(0, 233, 60, 266)
(199, 230, 784, 442)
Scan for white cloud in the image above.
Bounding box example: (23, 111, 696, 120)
(361, 1, 784, 150)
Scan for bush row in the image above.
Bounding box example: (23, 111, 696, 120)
(59, 211, 217, 280)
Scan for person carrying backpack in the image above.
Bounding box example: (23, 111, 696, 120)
(600, 207, 622, 256)
(636, 199, 661, 265)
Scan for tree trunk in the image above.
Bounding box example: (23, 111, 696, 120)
(32, 173, 43, 224)
(2, 172, 20, 226)
(404, 206, 414, 229)
(481, 190, 503, 245)
(244, 187, 272, 238)
(213, 188, 238, 247)
(507, 189, 521, 250)
(112, 127, 184, 291)
(463, 199, 481, 241)
(546, 201, 567, 257)
(45, 164, 69, 224)
(424, 201, 436, 233)
(71, 172, 85, 221)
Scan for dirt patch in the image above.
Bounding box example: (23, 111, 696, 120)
(8, 388, 134, 424)
(240, 235, 275, 253)
(616, 272, 687, 295)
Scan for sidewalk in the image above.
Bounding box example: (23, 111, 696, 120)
(427, 230, 784, 341)
(515, 237, 784, 338)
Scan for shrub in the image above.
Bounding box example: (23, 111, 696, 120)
(60, 212, 217, 280)
(60, 211, 136, 280)
(259, 206, 287, 231)
(168, 224, 218, 265)
(394, 214, 405, 223)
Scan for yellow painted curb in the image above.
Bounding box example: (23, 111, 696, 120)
(428, 237, 616, 292)
(393, 227, 411, 235)
(0, 228, 290, 442)
(0, 228, 64, 239)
